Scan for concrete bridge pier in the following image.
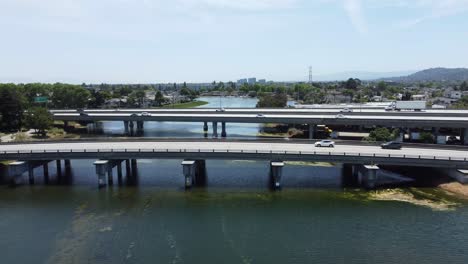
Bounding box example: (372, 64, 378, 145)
(342, 164, 359, 187)
(125, 159, 131, 177)
(124, 121, 129, 134)
(203, 122, 209, 132)
(28, 163, 35, 184)
(94, 160, 108, 188)
(358, 165, 380, 189)
(182, 160, 196, 189)
(129, 121, 135, 136)
(212, 122, 218, 138)
(8, 161, 28, 186)
(181, 160, 207, 189)
(309, 124, 316, 139)
(64, 160, 71, 172)
(117, 162, 123, 185)
(221, 122, 227, 138)
(56, 160, 62, 178)
(107, 163, 114, 186)
(136, 121, 144, 134)
(270, 161, 284, 190)
(43, 163, 49, 184)
(129, 159, 138, 185)
(461, 128, 468, 145)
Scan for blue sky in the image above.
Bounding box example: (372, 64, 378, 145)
(1, 0, 467, 83)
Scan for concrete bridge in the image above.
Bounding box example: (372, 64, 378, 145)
(1, 141, 467, 189)
(52, 110, 468, 143)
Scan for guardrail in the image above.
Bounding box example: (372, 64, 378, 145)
(1, 148, 467, 162)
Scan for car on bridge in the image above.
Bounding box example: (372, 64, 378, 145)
(315, 140, 335, 148)
(141, 112, 151, 116)
(256, 114, 265, 118)
(340, 108, 353, 113)
(381, 141, 402, 150)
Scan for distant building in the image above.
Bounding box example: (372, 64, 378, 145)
(248, 78, 257, 84)
(449, 91, 463, 99)
(411, 94, 427, 101)
(237, 79, 248, 85)
(258, 79, 266, 84)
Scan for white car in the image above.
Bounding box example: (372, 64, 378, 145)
(315, 140, 335, 147)
(141, 112, 151, 116)
(340, 108, 353, 113)
(335, 114, 346, 118)
(256, 114, 265, 118)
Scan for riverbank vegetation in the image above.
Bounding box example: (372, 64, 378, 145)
(158, 100, 208, 109)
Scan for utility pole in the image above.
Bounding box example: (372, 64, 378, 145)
(308, 66, 313, 84)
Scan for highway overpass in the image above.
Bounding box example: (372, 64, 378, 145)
(1, 141, 467, 189)
(51, 111, 468, 141)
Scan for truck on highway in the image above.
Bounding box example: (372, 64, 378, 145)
(385, 101, 426, 111)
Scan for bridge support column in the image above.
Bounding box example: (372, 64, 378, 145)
(462, 128, 468, 145)
(270, 161, 284, 190)
(43, 163, 49, 184)
(221, 122, 227, 138)
(129, 121, 135, 136)
(28, 163, 35, 185)
(130, 159, 138, 184)
(56, 160, 62, 178)
(117, 162, 123, 185)
(203, 122, 208, 132)
(107, 164, 114, 186)
(212, 122, 218, 138)
(94, 160, 108, 188)
(125, 159, 131, 177)
(137, 121, 144, 133)
(358, 165, 379, 189)
(309, 124, 316, 139)
(342, 164, 358, 187)
(64, 160, 71, 171)
(182, 160, 196, 189)
(124, 121, 129, 134)
(8, 161, 28, 186)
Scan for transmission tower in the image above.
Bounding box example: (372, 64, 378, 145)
(308, 66, 313, 84)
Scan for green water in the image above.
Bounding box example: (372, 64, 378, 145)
(1, 186, 468, 264)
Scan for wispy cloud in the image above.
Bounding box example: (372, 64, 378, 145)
(368, 0, 468, 28)
(343, 0, 368, 34)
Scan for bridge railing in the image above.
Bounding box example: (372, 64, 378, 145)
(1, 148, 467, 162)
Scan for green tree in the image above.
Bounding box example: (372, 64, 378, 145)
(257, 92, 287, 108)
(24, 107, 52, 136)
(345, 78, 360, 90)
(367, 127, 399, 142)
(0, 84, 27, 131)
(154, 90, 165, 106)
(420, 132, 435, 143)
(460, 81, 468, 91)
(50, 84, 91, 109)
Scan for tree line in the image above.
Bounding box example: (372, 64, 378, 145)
(0, 83, 91, 131)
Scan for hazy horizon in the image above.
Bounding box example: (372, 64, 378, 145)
(1, 0, 467, 83)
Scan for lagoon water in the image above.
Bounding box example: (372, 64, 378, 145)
(1, 96, 468, 263)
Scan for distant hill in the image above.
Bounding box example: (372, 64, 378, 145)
(314, 70, 416, 81)
(385, 68, 468, 82)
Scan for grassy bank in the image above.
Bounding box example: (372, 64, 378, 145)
(159, 100, 208, 109)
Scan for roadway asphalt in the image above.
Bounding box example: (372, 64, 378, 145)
(51, 108, 468, 115)
(1, 141, 467, 160)
(52, 112, 468, 122)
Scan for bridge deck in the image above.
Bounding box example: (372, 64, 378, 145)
(1, 141, 467, 168)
